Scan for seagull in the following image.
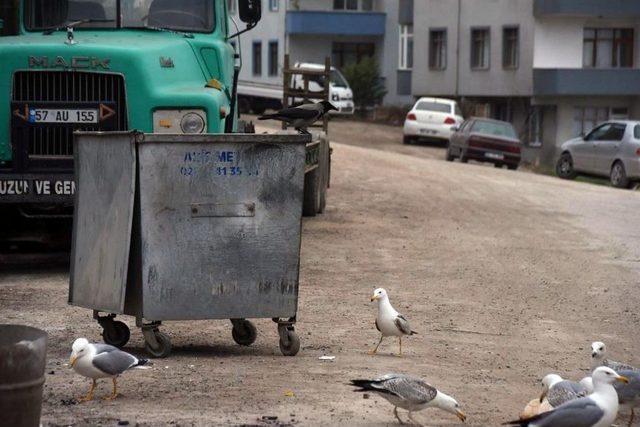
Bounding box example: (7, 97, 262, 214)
(69, 338, 149, 401)
(521, 398, 554, 419)
(369, 288, 417, 356)
(257, 100, 337, 134)
(350, 373, 466, 425)
(590, 342, 640, 427)
(540, 373, 588, 407)
(504, 366, 629, 427)
(590, 341, 639, 372)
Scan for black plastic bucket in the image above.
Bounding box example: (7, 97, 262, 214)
(0, 325, 48, 427)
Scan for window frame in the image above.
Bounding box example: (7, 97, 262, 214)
(502, 25, 519, 69)
(398, 24, 414, 70)
(429, 28, 447, 70)
(470, 27, 491, 70)
(252, 40, 262, 76)
(583, 28, 634, 68)
(269, 0, 279, 12)
(268, 40, 278, 77)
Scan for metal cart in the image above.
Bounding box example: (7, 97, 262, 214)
(69, 132, 309, 357)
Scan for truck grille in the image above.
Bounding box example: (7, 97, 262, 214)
(11, 71, 127, 158)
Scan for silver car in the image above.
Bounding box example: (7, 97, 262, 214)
(556, 120, 640, 189)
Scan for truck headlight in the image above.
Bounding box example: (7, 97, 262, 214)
(153, 109, 207, 134)
(181, 112, 205, 134)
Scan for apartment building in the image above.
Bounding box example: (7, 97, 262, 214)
(229, 0, 412, 107)
(532, 0, 640, 165)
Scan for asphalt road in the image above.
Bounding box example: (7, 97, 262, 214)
(1, 119, 639, 426)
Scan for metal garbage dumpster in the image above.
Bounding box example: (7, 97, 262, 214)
(69, 132, 310, 357)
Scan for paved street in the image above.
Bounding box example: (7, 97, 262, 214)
(1, 123, 640, 426)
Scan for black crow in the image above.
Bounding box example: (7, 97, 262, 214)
(258, 100, 338, 134)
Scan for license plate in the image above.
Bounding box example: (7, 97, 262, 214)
(28, 108, 98, 124)
(420, 129, 436, 134)
(485, 152, 504, 160)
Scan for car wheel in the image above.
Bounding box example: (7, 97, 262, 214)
(403, 136, 413, 145)
(459, 149, 468, 163)
(610, 161, 631, 189)
(494, 163, 503, 168)
(507, 164, 518, 171)
(445, 145, 455, 161)
(556, 153, 577, 180)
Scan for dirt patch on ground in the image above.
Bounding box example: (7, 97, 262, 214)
(1, 140, 639, 426)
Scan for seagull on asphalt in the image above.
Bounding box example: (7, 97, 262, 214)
(257, 100, 337, 134)
(70, 338, 149, 401)
(590, 341, 640, 427)
(369, 288, 417, 356)
(350, 373, 466, 425)
(540, 373, 588, 408)
(504, 366, 629, 427)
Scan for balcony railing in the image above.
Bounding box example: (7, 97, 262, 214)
(533, 68, 640, 96)
(285, 11, 386, 36)
(534, 0, 640, 19)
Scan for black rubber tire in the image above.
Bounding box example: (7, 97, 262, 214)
(231, 320, 257, 346)
(445, 146, 455, 161)
(302, 168, 319, 217)
(507, 164, 518, 170)
(459, 149, 468, 163)
(494, 163, 503, 168)
(556, 152, 577, 180)
(610, 161, 630, 189)
(102, 321, 130, 348)
(403, 136, 413, 145)
(279, 330, 300, 356)
(145, 331, 172, 358)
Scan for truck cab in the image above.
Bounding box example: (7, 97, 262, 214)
(0, 0, 248, 215)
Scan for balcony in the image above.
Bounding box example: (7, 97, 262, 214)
(534, 0, 640, 19)
(285, 11, 386, 36)
(533, 68, 640, 96)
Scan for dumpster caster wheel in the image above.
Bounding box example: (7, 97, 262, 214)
(279, 330, 300, 356)
(231, 320, 257, 346)
(102, 321, 130, 348)
(144, 331, 172, 358)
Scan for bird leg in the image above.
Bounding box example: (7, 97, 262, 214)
(369, 335, 384, 355)
(394, 407, 406, 425)
(77, 379, 96, 402)
(407, 411, 424, 427)
(627, 408, 635, 427)
(103, 377, 118, 401)
(398, 337, 403, 357)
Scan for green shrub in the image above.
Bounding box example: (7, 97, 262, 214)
(341, 57, 387, 109)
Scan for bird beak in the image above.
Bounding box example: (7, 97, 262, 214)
(370, 295, 378, 302)
(592, 351, 597, 357)
(69, 355, 77, 367)
(539, 390, 547, 403)
(617, 375, 630, 384)
(456, 410, 466, 422)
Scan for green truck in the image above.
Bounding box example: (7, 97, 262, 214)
(0, 0, 328, 247)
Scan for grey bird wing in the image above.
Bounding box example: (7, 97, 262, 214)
(375, 319, 380, 332)
(547, 380, 587, 407)
(92, 347, 138, 376)
(373, 374, 437, 405)
(276, 106, 321, 120)
(507, 397, 604, 427)
(614, 370, 640, 405)
(394, 314, 413, 336)
(606, 359, 640, 373)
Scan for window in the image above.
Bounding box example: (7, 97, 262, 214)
(573, 107, 608, 136)
(471, 120, 517, 139)
(399, 25, 414, 70)
(227, 0, 236, 14)
(502, 27, 519, 69)
(527, 106, 543, 147)
(268, 41, 278, 76)
(361, 0, 373, 11)
(415, 101, 451, 113)
(583, 28, 634, 68)
(471, 28, 490, 69)
(429, 29, 447, 70)
(332, 42, 375, 68)
(634, 124, 640, 139)
(269, 0, 279, 11)
(334, 0, 358, 10)
(0, 1, 19, 36)
(252, 41, 262, 76)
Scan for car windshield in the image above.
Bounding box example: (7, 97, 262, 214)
(415, 101, 451, 114)
(471, 120, 517, 138)
(24, 0, 216, 33)
(331, 70, 349, 88)
(635, 124, 640, 139)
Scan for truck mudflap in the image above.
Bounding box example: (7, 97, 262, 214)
(0, 173, 75, 203)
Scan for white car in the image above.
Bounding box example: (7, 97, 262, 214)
(293, 62, 354, 115)
(403, 97, 464, 144)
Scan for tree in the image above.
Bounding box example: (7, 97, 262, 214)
(341, 57, 387, 110)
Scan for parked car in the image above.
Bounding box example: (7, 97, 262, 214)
(403, 97, 464, 144)
(556, 120, 640, 189)
(446, 118, 521, 169)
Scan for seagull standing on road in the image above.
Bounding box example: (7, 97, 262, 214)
(350, 373, 466, 425)
(540, 373, 588, 408)
(504, 367, 629, 427)
(258, 101, 337, 134)
(369, 288, 417, 356)
(70, 338, 149, 401)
